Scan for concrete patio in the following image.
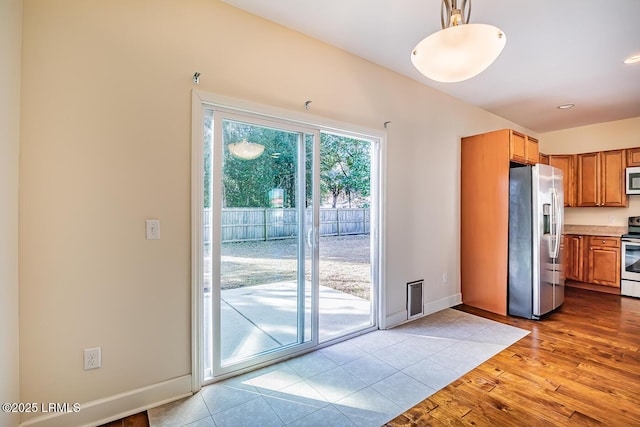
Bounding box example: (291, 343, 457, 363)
(204, 282, 373, 368)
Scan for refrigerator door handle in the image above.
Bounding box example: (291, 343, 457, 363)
(551, 188, 561, 259)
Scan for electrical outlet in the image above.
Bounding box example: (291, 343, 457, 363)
(84, 347, 101, 370)
(442, 273, 448, 284)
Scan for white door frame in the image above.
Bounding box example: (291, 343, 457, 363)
(190, 89, 386, 391)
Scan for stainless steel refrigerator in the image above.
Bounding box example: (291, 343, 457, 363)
(508, 164, 564, 319)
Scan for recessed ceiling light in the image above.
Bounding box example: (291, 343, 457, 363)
(557, 103, 575, 110)
(624, 54, 640, 64)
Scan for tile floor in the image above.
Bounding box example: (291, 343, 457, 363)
(148, 308, 529, 427)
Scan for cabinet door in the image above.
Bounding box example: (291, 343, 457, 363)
(576, 152, 600, 207)
(509, 131, 527, 164)
(549, 155, 575, 207)
(526, 136, 539, 165)
(566, 235, 584, 281)
(627, 147, 640, 167)
(561, 235, 568, 281)
(600, 149, 627, 207)
(588, 246, 620, 287)
(539, 153, 549, 165)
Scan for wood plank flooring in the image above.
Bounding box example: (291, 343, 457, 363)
(98, 412, 149, 427)
(386, 287, 640, 426)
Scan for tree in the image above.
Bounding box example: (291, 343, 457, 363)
(222, 121, 299, 208)
(205, 119, 371, 209)
(320, 133, 371, 208)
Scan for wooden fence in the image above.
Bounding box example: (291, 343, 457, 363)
(204, 208, 370, 243)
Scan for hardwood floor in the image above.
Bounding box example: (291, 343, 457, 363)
(98, 412, 149, 427)
(386, 287, 640, 426)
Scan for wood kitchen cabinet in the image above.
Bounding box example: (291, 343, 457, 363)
(548, 154, 576, 207)
(601, 150, 627, 206)
(463, 129, 542, 315)
(565, 234, 585, 282)
(461, 128, 550, 315)
(539, 153, 549, 165)
(576, 152, 599, 206)
(627, 147, 640, 166)
(461, 129, 512, 315)
(576, 149, 627, 207)
(587, 236, 621, 287)
(565, 234, 621, 291)
(526, 136, 539, 165)
(509, 130, 539, 165)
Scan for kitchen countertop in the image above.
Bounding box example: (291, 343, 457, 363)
(563, 224, 627, 237)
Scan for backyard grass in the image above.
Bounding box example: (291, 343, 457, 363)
(219, 234, 371, 299)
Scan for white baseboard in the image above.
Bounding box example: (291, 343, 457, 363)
(384, 309, 408, 329)
(424, 293, 462, 315)
(20, 375, 192, 427)
(383, 293, 463, 329)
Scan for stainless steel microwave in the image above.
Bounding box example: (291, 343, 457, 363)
(627, 167, 640, 194)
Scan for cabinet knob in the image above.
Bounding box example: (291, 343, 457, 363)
(578, 236, 582, 239)
(602, 240, 606, 244)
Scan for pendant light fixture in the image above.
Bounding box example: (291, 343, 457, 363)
(411, 0, 506, 83)
(227, 139, 265, 160)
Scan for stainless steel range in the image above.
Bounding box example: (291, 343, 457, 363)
(621, 216, 640, 298)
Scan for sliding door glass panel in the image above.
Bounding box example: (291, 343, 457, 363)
(318, 132, 374, 341)
(218, 118, 311, 369)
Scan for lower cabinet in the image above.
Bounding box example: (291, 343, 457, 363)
(564, 234, 620, 289)
(587, 236, 621, 287)
(565, 235, 585, 282)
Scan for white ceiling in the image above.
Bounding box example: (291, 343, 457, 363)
(221, 0, 640, 133)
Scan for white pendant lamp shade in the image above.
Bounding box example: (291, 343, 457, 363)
(227, 139, 265, 160)
(412, 0, 506, 83)
(412, 23, 505, 83)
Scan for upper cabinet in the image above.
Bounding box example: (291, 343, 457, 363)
(576, 152, 600, 207)
(526, 136, 539, 165)
(576, 150, 627, 207)
(628, 147, 640, 167)
(509, 130, 538, 165)
(539, 153, 549, 165)
(601, 150, 627, 207)
(548, 155, 576, 207)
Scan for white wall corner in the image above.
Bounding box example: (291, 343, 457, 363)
(383, 309, 409, 329)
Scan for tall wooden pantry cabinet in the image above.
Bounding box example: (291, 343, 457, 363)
(460, 129, 539, 315)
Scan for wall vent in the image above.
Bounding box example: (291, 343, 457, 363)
(407, 280, 424, 320)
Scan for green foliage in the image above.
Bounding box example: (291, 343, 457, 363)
(222, 121, 299, 208)
(205, 118, 371, 209)
(320, 133, 371, 208)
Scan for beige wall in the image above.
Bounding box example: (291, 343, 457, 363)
(0, 0, 22, 426)
(540, 117, 640, 226)
(19, 0, 527, 421)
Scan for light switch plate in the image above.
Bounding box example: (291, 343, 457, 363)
(146, 219, 160, 240)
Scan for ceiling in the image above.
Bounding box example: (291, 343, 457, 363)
(221, 0, 640, 133)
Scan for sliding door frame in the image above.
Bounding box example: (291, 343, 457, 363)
(191, 89, 385, 391)
(210, 110, 320, 377)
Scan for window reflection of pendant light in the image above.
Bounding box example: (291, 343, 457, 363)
(411, 0, 506, 83)
(227, 139, 265, 160)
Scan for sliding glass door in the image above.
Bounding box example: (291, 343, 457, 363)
(196, 97, 380, 383)
(203, 110, 318, 377)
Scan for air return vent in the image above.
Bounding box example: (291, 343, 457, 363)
(407, 280, 424, 320)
